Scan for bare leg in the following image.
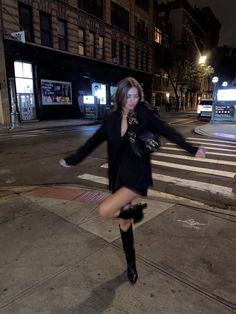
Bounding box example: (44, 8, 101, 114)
(98, 187, 139, 218)
(99, 187, 144, 284)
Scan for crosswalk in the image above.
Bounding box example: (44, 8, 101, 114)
(77, 136, 236, 208)
(169, 116, 197, 125)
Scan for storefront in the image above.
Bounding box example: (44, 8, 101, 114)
(4, 39, 153, 122)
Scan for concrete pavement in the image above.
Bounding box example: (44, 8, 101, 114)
(0, 184, 236, 313)
(1, 116, 236, 313)
(194, 123, 236, 141)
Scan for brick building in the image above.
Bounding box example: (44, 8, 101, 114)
(0, 0, 155, 125)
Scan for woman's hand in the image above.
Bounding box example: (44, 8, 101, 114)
(195, 146, 206, 158)
(59, 159, 71, 168)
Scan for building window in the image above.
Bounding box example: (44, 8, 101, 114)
(18, 3, 33, 42)
(40, 12, 52, 47)
(119, 42, 124, 65)
(145, 52, 149, 71)
(78, 28, 85, 55)
(140, 51, 144, 71)
(14, 61, 36, 121)
(135, 0, 149, 12)
(89, 32, 95, 57)
(135, 17, 148, 41)
(78, 0, 103, 19)
(135, 49, 139, 69)
(112, 39, 117, 62)
(155, 27, 162, 44)
(98, 35, 104, 59)
(111, 2, 129, 33)
(58, 19, 67, 51)
(126, 45, 130, 67)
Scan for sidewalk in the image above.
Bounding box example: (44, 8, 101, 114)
(194, 122, 236, 141)
(0, 184, 235, 313)
(0, 118, 100, 133)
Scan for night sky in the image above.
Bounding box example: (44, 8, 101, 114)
(188, 0, 236, 47)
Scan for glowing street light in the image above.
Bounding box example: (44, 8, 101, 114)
(212, 76, 219, 84)
(199, 55, 207, 65)
(222, 81, 228, 87)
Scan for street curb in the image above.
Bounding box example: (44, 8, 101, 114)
(0, 120, 101, 134)
(1, 183, 236, 218)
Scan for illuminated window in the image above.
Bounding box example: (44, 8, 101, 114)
(92, 83, 106, 104)
(155, 27, 162, 44)
(14, 61, 36, 121)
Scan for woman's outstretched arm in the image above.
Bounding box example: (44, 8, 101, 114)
(60, 122, 107, 167)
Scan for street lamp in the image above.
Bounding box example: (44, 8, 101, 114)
(199, 55, 207, 65)
(211, 76, 219, 122)
(212, 76, 219, 100)
(212, 76, 219, 84)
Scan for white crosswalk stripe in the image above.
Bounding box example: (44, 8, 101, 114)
(164, 145, 236, 153)
(76, 136, 236, 205)
(187, 137, 236, 145)
(153, 152, 236, 166)
(102, 160, 235, 178)
(185, 141, 236, 148)
(77, 173, 233, 199)
(169, 118, 196, 125)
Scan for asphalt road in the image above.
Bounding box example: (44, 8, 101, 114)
(0, 113, 235, 210)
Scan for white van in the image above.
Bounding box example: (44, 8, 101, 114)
(197, 99, 213, 119)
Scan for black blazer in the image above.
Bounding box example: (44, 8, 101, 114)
(65, 102, 198, 191)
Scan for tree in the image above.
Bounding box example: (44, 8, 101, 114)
(164, 39, 214, 111)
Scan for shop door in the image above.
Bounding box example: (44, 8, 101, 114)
(17, 93, 36, 121)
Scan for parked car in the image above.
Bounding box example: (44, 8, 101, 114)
(197, 99, 213, 119)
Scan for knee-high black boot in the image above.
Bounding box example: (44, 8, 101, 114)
(118, 203, 147, 223)
(119, 224, 138, 284)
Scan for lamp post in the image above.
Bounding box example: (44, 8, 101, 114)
(8, 78, 20, 130)
(211, 76, 219, 122)
(198, 55, 207, 99)
(212, 76, 219, 100)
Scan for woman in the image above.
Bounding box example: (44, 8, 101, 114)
(60, 77, 206, 284)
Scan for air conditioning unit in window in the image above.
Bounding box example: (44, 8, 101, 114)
(112, 58, 117, 63)
(11, 31, 25, 43)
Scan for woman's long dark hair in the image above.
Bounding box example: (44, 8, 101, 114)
(115, 77, 144, 111)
